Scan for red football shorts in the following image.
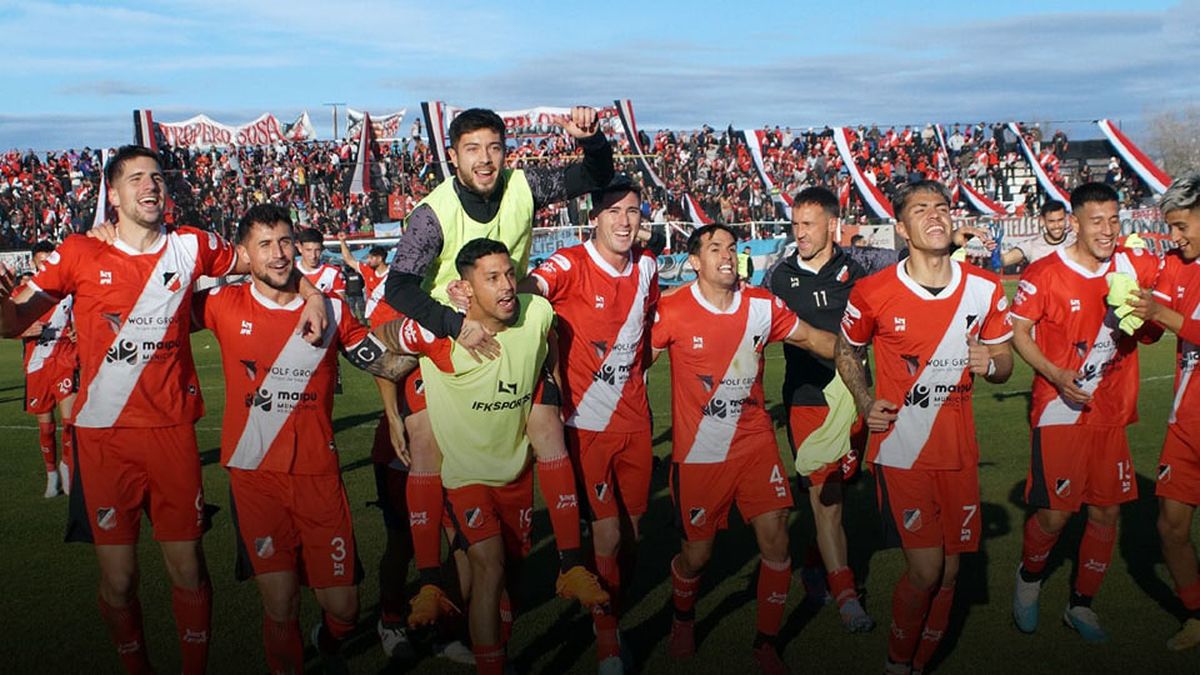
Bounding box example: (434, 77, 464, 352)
(68, 424, 205, 545)
(876, 463, 981, 554)
(787, 405, 866, 488)
(24, 361, 77, 415)
(670, 437, 793, 542)
(1025, 425, 1137, 511)
(229, 469, 358, 588)
(566, 426, 653, 521)
(1156, 422, 1200, 506)
(445, 469, 533, 557)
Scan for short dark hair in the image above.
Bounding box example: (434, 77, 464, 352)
(104, 145, 159, 185)
(449, 108, 506, 148)
(455, 237, 510, 275)
(850, 234, 866, 245)
(686, 224, 736, 256)
(1040, 200, 1067, 216)
(892, 179, 951, 218)
(236, 204, 292, 243)
(295, 228, 324, 246)
(1070, 182, 1118, 211)
(589, 173, 642, 210)
(367, 245, 388, 259)
(793, 186, 839, 218)
(30, 240, 55, 255)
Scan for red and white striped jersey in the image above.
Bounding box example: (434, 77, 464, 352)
(22, 292, 75, 376)
(361, 266, 392, 323)
(652, 284, 798, 464)
(29, 227, 238, 428)
(197, 283, 371, 474)
(297, 261, 346, 297)
(841, 260, 1012, 470)
(1153, 249, 1200, 425)
(530, 242, 659, 433)
(1011, 246, 1160, 429)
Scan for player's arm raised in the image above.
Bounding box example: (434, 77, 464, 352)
(1010, 315, 1090, 404)
(336, 232, 363, 275)
(834, 332, 896, 432)
(0, 264, 59, 338)
(526, 106, 615, 209)
(784, 320, 836, 360)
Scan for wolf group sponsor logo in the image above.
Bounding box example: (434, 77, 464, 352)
(904, 384, 930, 408)
(901, 354, 921, 377)
(593, 482, 610, 503)
(498, 380, 518, 395)
(162, 271, 183, 293)
(101, 312, 123, 334)
(1158, 464, 1172, 483)
(105, 339, 138, 365)
(255, 536, 276, 559)
(902, 508, 922, 532)
(240, 360, 258, 380)
(465, 507, 483, 529)
(591, 340, 608, 359)
(696, 374, 714, 393)
(1055, 478, 1071, 497)
(96, 507, 118, 531)
(688, 507, 706, 527)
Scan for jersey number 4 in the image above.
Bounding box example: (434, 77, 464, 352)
(770, 464, 787, 498)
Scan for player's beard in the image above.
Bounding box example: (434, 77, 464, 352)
(256, 264, 295, 291)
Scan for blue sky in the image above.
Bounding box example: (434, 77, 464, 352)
(1, 0, 1196, 150)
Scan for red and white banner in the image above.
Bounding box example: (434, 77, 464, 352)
(283, 111, 317, 143)
(1098, 118, 1171, 194)
(92, 148, 110, 229)
(682, 193, 713, 226)
(346, 108, 407, 141)
(613, 98, 666, 190)
(427, 101, 622, 139)
(934, 124, 1005, 216)
(152, 112, 292, 148)
(740, 129, 793, 219)
(1008, 122, 1072, 211)
(348, 112, 374, 195)
(832, 127, 894, 219)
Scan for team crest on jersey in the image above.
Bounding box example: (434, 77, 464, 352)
(105, 339, 138, 365)
(1074, 341, 1089, 358)
(1158, 464, 1172, 483)
(836, 265, 850, 283)
(240, 360, 258, 380)
(902, 508, 923, 532)
(591, 340, 608, 359)
(901, 354, 921, 377)
(101, 312, 123, 334)
(497, 381, 518, 395)
(688, 507, 707, 527)
(593, 482, 610, 503)
(965, 314, 978, 330)
(96, 507, 117, 531)
(162, 271, 183, 293)
(255, 536, 276, 559)
(1055, 478, 1071, 497)
(696, 374, 714, 393)
(465, 508, 483, 529)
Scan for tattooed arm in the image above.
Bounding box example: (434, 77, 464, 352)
(834, 333, 897, 432)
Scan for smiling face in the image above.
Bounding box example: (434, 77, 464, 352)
(240, 220, 296, 291)
(464, 252, 519, 324)
(591, 190, 642, 259)
(895, 188, 951, 254)
(108, 155, 165, 229)
(689, 228, 738, 291)
(449, 127, 506, 197)
(1070, 199, 1120, 263)
(1165, 207, 1200, 262)
(1042, 208, 1068, 243)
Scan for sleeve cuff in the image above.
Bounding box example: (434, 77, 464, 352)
(980, 331, 1014, 345)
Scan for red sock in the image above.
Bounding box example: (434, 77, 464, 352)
(756, 557, 792, 637)
(316, 613, 354, 654)
(499, 593, 514, 644)
(98, 596, 152, 675)
(1179, 579, 1200, 612)
(827, 566, 859, 607)
(912, 583, 955, 670)
(407, 471, 443, 572)
(671, 556, 701, 618)
(1074, 521, 1116, 598)
(537, 456, 581, 554)
(38, 421, 57, 472)
(473, 643, 506, 675)
(888, 574, 933, 665)
(61, 423, 74, 473)
(172, 582, 212, 675)
(1021, 515, 1060, 577)
(262, 617, 303, 675)
(593, 553, 621, 659)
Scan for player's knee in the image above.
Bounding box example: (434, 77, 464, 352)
(99, 570, 138, 604)
(261, 589, 301, 623)
(469, 549, 505, 586)
(1036, 509, 1070, 534)
(163, 549, 207, 588)
(1157, 510, 1191, 546)
(1087, 504, 1120, 528)
(318, 589, 358, 625)
(906, 562, 943, 591)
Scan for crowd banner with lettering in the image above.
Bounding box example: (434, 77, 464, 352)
(346, 108, 407, 142)
(832, 127, 894, 219)
(141, 112, 293, 148)
(740, 129, 793, 220)
(614, 99, 667, 191)
(1098, 119, 1171, 194)
(1008, 122, 1073, 211)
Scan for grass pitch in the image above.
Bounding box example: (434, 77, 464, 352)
(1, 284, 1198, 674)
